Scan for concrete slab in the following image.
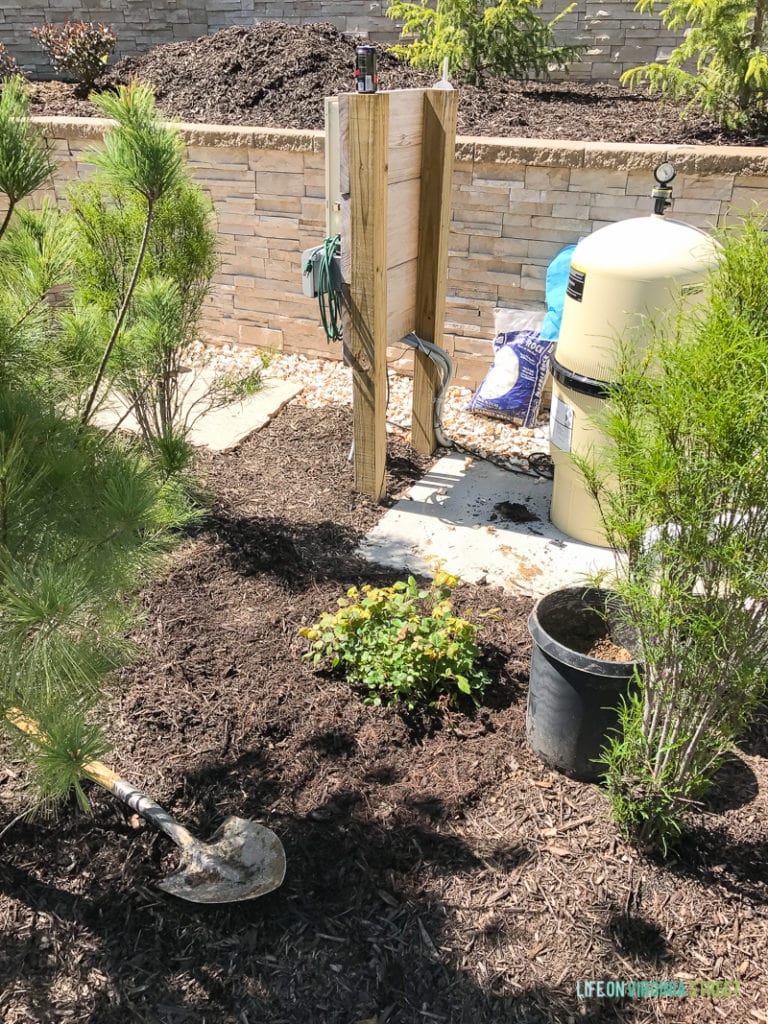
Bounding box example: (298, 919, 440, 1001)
(93, 369, 302, 452)
(360, 452, 615, 596)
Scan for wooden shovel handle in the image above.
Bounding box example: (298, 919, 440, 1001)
(5, 707, 196, 849)
(6, 707, 121, 790)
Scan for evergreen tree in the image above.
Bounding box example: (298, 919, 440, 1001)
(64, 84, 259, 477)
(622, 0, 768, 127)
(0, 78, 194, 810)
(387, 0, 581, 85)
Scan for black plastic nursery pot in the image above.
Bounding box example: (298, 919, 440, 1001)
(526, 586, 639, 782)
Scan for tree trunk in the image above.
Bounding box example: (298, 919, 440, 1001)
(80, 200, 155, 427)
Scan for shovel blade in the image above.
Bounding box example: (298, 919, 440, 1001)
(158, 817, 286, 904)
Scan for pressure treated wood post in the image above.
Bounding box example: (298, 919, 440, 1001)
(347, 91, 389, 500)
(411, 88, 458, 455)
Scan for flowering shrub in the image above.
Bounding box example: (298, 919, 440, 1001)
(300, 572, 491, 709)
(31, 21, 117, 91)
(0, 44, 20, 80)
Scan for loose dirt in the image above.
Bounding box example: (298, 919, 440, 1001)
(25, 22, 768, 146)
(586, 637, 635, 662)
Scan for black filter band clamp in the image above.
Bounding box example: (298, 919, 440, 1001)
(550, 353, 614, 398)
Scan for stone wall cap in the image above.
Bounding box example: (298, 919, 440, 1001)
(33, 115, 323, 151)
(462, 136, 586, 168)
(32, 115, 768, 170)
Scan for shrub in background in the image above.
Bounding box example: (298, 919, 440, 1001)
(579, 215, 768, 854)
(0, 44, 20, 80)
(31, 20, 117, 93)
(386, 0, 581, 85)
(301, 572, 491, 710)
(621, 0, 768, 127)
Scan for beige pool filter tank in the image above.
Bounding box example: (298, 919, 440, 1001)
(549, 163, 720, 546)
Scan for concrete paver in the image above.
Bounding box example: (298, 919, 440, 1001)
(93, 368, 302, 451)
(360, 451, 615, 596)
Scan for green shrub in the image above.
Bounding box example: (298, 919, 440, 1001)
(0, 77, 196, 810)
(621, 0, 768, 127)
(386, 0, 581, 86)
(31, 20, 117, 92)
(300, 571, 490, 709)
(580, 214, 768, 854)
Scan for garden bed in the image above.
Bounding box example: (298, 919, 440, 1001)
(26, 22, 768, 146)
(1, 403, 766, 1023)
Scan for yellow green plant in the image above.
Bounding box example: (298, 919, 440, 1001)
(300, 572, 490, 709)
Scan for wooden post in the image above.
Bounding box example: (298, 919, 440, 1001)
(411, 88, 458, 455)
(347, 91, 389, 500)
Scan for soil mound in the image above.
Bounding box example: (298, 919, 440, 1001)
(66, 21, 767, 145)
(110, 22, 427, 131)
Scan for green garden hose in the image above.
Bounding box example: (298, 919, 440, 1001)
(317, 235, 343, 343)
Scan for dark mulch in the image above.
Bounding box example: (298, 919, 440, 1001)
(1, 404, 767, 1024)
(26, 22, 768, 146)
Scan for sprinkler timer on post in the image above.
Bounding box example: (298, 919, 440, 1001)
(354, 45, 378, 93)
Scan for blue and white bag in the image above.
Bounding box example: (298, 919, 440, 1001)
(467, 310, 550, 427)
(467, 245, 576, 427)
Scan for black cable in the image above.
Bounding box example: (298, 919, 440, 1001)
(395, 333, 550, 477)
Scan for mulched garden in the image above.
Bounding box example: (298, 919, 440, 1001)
(26, 22, 768, 146)
(1, 403, 766, 1024)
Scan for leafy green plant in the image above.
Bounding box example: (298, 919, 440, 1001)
(31, 20, 117, 93)
(386, 0, 581, 86)
(621, 0, 768, 127)
(300, 571, 491, 709)
(580, 214, 768, 853)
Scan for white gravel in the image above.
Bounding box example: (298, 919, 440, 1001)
(188, 342, 550, 466)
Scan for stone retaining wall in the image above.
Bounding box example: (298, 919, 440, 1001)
(22, 116, 768, 389)
(3, 1, 681, 83)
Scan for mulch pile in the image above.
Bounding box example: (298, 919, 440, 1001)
(1, 403, 766, 1023)
(26, 22, 768, 145)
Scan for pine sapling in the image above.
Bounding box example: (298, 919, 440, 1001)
(0, 77, 54, 240)
(79, 82, 183, 426)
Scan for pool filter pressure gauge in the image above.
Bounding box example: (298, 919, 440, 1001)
(652, 161, 676, 215)
(654, 161, 676, 185)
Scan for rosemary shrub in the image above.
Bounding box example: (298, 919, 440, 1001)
(580, 215, 768, 853)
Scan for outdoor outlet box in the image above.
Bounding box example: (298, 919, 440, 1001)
(302, 246, 323, 298)
(302, 245, 342, 298)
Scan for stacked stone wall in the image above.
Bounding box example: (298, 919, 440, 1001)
(12, 116, 767, 389)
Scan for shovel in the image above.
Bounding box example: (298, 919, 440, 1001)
(7, 708, 286, 904)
